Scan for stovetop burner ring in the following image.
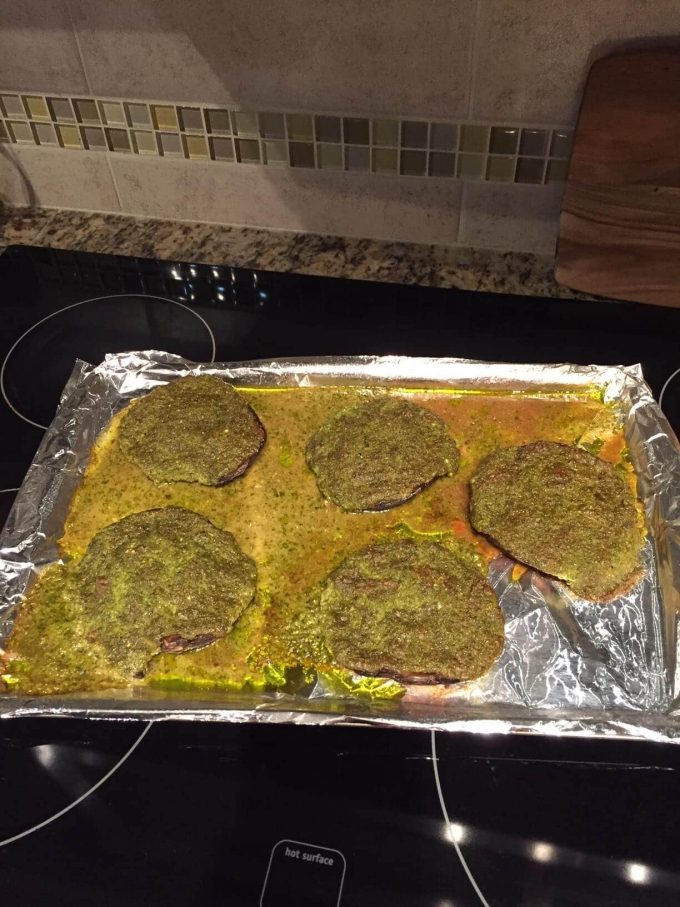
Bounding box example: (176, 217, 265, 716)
(0, 721, 153, 850)
(0, 293, 217, 430)
(431, 729, 490, 907)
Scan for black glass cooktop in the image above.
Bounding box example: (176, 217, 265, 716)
(1, 245, 680, 906)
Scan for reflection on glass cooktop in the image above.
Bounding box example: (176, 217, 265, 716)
(1, 245, 680, 906)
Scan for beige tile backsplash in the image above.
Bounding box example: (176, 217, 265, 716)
(0, 143, 119, 210)
(69, 0, 475, 118)
(0, 0, 678, 255)
(0, 1, 88, 96)
(473, 0, 680, 122)
(110, 155, 463, 246)
(460, 182, 565, 255)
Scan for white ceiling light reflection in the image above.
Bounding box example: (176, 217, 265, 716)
(626, 862, 651, 885)
(450, 822, 467, 844)
(34, 744, 57, 769)
(532, 841, 556, 863)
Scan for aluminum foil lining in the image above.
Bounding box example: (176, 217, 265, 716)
(2, 351, 680, 743)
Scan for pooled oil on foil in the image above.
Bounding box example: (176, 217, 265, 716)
(1, 351, 680, 743)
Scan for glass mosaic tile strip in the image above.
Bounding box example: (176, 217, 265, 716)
(0, 90, 574, 185)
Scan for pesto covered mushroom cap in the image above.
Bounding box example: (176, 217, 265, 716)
(469, 441, 644, 600)
(118, 375, 266, 485)
(76, 506, 257, 675)
(318, 538, 504, 681)
(306, 397, 460, 511)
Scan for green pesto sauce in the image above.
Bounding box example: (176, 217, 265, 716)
(306, 397, 460, 511)
(5, 563, 125, 695)
(316, 538, 504, 681)
(3, 384, 626, 698)
(469, 441, 643, 599)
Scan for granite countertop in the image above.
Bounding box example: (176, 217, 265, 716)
(0, 206, 587, 299)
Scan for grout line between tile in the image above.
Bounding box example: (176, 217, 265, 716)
(65, 0, 93, 96)
(458, 181, 470, 247)
(467, 0, 482, 120)
(104, 152, 124, 212)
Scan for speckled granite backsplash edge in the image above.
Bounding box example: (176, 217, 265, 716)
(0, 205, 586, 300)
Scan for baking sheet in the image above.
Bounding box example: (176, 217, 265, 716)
(1, 351, 680, 741)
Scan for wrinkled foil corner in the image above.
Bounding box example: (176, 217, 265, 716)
(2, 352, 680, 743)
